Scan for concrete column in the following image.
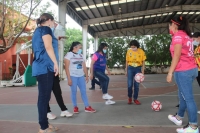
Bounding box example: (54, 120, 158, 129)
(58, 1, 66, 79)
(94, 35, 98, 52)
(82, 25, 88, 60)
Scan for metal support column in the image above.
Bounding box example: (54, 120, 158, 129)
(82, 25, 88, 60)
(58, 1, 66, 79)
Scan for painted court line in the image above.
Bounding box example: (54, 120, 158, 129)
(0, 119, 178, 128)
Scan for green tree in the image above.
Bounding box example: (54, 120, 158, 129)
(0, 0, 54, 54)
(99, 34, 171, 68)
(65, 28, 92, 58)
(144, 34, 171, 66)
(99, 37, 129, 68)
(65, 28, 82, 54)
(0, 0, 41, 54)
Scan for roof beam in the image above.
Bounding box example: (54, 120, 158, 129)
(83, 5, 200, 25)
(95, 23, 200, 37)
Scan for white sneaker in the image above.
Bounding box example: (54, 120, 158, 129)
(102, 93, 113, 100)
(197, 111, 200, 114)
(47, 113, 57, 120)
(105, 100, 115, 105)
(60, 110, 73, 117)
(168, 114, 182, 126)
(176, 124, 199, 133)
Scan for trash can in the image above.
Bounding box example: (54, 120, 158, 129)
(24, 65, 36, 86)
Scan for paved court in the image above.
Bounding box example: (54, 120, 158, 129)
(0, 74, 200, 133)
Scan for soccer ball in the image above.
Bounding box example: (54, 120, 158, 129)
(134, 73, 144, 83)
(151, 100, 162, 111)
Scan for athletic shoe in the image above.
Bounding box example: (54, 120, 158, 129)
(134, 99, 141, 105)
(197, 111, 200, 114)
(74, 107, 79, 114)
(128, 98, 132, 104)
(176, 104, 179, 108)
(89, 87, 95, 90)
(105, 100, 115, 105)
(168, 114, 182, 126)
(47, 113, 57, 120)
(102, 93, 113, 100)
(176, 123, 199, 133)
(60, 110, 73, 117)
(85, 106, 96, 113)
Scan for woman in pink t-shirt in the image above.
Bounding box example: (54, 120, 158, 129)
(167, 16, 198, 133)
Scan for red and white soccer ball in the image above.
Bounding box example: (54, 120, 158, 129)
(134, 73, 145, 83)
(151, 100, 162, 111)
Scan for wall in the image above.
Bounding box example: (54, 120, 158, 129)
(0, 44, 16, 76)
(0, 36, 33, 80)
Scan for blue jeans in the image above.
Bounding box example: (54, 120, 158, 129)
(94, 71, 109, 94)
(127, 66, 141, 100)
(36, 71, 54, 130)
(70, 76, 89, 107)
(174, 68, 198, 125)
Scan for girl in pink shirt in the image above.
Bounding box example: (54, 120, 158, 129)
(167, 16, 198, 133)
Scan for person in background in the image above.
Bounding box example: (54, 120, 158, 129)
(47, 22, 73, 120)
(64, 42, 96, 113)
(47, 75, 73, 120)
(32, 13, 58, 133)
(90, 43, 115, 105)
(89, 54, 101, 90)
(192, 32, 200, 114)
(125, 40, 146, 105)
(167, 16, 198, 133)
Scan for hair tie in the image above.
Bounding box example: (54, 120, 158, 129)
(180, 16, 182, 20)
(171, 19, 180, 25)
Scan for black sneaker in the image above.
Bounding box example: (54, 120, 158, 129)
(176, 104, 179, 108)
(89, 87, 95, 90)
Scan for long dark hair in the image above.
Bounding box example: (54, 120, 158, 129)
(69, 42, 81, 52)
(36, 13, 54, 26)
(170, 16, 191, 37)
(97, 43, 108, 53)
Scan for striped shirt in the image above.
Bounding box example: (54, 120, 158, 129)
(194, 46, 200, 71)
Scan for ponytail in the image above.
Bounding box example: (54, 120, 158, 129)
(170, 16, 191, 37)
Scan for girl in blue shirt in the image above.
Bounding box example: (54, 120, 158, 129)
(90, 43, 115, 105)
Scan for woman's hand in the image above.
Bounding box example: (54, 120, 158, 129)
(107, 70, 111, 75)
(85, 76, 89, 83)
(89, 74, 93, 80)
(54, 63, 59, 76)
(68, 78, 72, 86)
(125, 71, 127, 77)
(166, 73, 173, 83)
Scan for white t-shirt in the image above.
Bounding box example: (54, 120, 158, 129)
(64, 52, 85, 77)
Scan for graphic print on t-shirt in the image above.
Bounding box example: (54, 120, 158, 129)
(72, 60, 83, 69)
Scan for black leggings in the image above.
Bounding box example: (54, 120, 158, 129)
(48, 75, 67, 112)
(196, 71, 200, 86)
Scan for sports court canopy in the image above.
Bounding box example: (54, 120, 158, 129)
(51, 0, 200, 62)
(52, 0, 200, 38)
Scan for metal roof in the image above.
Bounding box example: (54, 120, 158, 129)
(52, 0, 200, 37)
